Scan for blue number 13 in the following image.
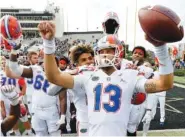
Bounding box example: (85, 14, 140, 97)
(94, 84, 122, 112)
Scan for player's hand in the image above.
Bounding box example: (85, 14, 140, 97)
(125, 63, 137, 69)
(19, 103, 28, 122)
(56, 114, 66, 130)
(1, 110, 6, 119)
(3, 50, 10, 59)
(142, 110, 152, 124)
(56, 114, 65, 126)
(145, 34, 166, 47)
(1, 85, 19, 105)
(38, 21, 56, 40)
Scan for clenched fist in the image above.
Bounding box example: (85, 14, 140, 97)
(38, 21, 56, 40)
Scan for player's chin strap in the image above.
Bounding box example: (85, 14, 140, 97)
(154, 45, 173, 75)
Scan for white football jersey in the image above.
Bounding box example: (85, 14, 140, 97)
(25, 77, 34, 101)
(69, 68, 94, 123)
(73, 69, 147, 135)
(0, 93, 11, 116)
(0, 70, 22, 93)
(29, 65, 58, 109)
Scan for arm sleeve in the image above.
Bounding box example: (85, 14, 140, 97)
(73, 74, 86, 91)
(47, 83, 63, 96)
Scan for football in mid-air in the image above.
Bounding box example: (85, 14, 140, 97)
(138, 5, 184, 43)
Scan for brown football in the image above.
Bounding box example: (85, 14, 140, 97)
(138, 5, 184, 43)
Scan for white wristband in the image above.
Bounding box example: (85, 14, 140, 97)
(11, 99, 20, 106)
(43, 38, 56, 54)
(154, 46, 173, 75)
(9, 61, 24, 76)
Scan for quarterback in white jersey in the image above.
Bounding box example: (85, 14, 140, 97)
(40, 22, 173, 136)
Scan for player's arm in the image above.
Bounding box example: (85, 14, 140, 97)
(18, 78, 26, 96)
(9, 52, 33, 78)
(59, 89, 67, 115)
(144, 35, 173, 93)
(1, 84, 20, 136)
(1, 104, 20, 136)
(38, 21, 74, 88)
(0, 100, 6, 119)
(5, 59, 21, 79)
(44, 54, 74, 88)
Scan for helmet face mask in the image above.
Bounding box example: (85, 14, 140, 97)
(103, 19, 119, 35)
(3, 34, 23, 48)
(94, 35, 121, 68)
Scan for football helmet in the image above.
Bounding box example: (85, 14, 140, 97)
(94, 35, 122, 68)
(102, 11, 120, 35)
(1, 37, 12, 51)
(0, 15, 23, 48)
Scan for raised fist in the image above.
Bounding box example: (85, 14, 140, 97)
(38, 21, 55, 40)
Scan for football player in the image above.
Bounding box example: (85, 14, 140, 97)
(126, 46, 152, 136)
(142, 61, 167, 136)
(1, 56, 33, 136)
(7, 54, 65, 136)
(24, 51, 39, 116)
(1, 15, 66, 136)
(1, 84, 21, 136)
(48, 44, 94, 136)
(39, 21, 173, 136)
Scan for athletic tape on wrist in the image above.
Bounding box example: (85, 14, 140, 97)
(154, 46, 173, 75)
(43, 39, 56, 54)
(6, 59, 9, 67)
(9, 61, 24, 76)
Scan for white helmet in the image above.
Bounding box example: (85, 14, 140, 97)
(102, 11, 120, 35)
(94, 35, 122, 68)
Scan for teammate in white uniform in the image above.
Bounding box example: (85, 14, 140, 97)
(1, 58, 34, 136)
(25, 51, 39, 116)
(142, 69, 167, 136)
(7, 54, 63, 136)
(48, 45, 94, 136)
(0, 83, 22, 136)
(39, 21, 173, 136)
(152, 71, 166, 125)
(125, 46, 154, 136)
